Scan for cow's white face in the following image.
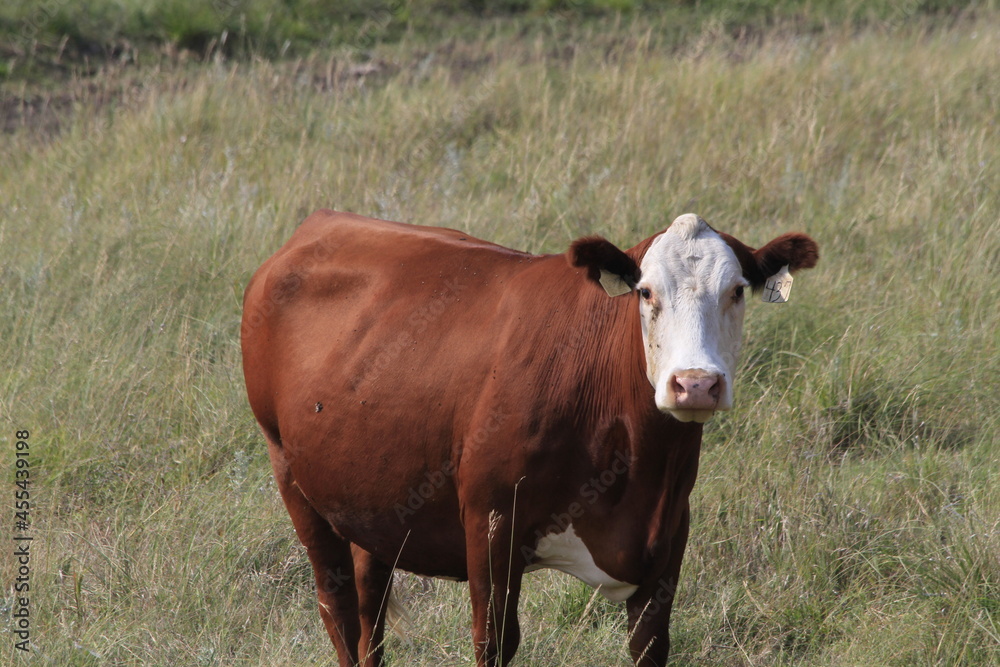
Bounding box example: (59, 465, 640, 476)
(637, 214, 749, 423)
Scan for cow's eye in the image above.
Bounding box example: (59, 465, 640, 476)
(639, 287, 652, 300)
(733, 285, 745, 301)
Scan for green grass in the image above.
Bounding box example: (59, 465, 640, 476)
(2, 7, 1000, 666)
(3, 0, 999, 83)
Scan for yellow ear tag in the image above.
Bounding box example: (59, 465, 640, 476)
(599, 269, 632, 297)
(761, 265, 793, 303)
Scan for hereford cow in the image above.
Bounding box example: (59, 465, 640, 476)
(241, 210, 818, 666)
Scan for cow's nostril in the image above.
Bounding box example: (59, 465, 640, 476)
(708, 379, 721, 400)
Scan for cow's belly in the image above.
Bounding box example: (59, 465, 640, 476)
(321, 504, 470, 578)
(526, 523, 638, 602)
(288, 451, 469, 577)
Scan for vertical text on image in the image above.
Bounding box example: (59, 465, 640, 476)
(13, 429, 32, 652)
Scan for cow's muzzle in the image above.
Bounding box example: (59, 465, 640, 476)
(658, 369, 728, 423)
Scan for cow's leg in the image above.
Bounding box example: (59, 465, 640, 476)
(465, 510, 524, 666)
(626, 504, 691, 667)
(266, 435, 361, 666)
(353, 544, 393, 667)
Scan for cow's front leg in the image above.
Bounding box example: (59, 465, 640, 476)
(465, 509, 525, 666)
(626, 505, 690, 666)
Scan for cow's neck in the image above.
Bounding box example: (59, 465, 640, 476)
(572, 274, 704, 570)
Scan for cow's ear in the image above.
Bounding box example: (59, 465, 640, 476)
(568, 236, 641, 297)
(719, 231, 819, 291)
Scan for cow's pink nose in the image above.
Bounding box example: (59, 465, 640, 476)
(670, 373, 723, 409)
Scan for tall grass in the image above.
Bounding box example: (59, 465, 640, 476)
(2, 10, 999, 666)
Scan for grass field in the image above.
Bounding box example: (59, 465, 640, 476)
(2, 3, 999, 665)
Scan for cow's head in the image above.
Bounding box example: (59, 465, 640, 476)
(570, 214, 818, 423)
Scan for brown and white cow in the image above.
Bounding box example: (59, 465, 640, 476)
(241, 209, 818, 666)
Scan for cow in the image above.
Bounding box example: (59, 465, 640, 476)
(240, 209, 818, 666)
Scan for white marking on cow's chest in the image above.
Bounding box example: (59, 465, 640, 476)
(526, 524, 638, 602)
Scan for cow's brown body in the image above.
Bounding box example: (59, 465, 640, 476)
(241, 209, 817, 666)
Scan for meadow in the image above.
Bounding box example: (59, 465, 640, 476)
(2, 3, 999, 665)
